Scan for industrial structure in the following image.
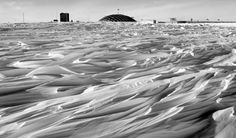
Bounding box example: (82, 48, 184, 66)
(60, 13, 70, 22)
(99, 14, 136, 22)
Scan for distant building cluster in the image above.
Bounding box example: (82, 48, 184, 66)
(168, 18, 228, 24)
(50, 11, 235, 24)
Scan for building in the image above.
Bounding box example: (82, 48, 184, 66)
(177, 21, 188, 23)
(153, 20, 157, 24)
(99, 14, 136, 22)
(170, 18, 177, 23)
(60, 13, 70, 22)
(140, 19, 157, 24)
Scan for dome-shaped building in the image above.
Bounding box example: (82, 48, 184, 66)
(99, 14, 136, 22)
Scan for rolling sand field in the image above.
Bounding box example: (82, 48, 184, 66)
(1, 22, 236, 138)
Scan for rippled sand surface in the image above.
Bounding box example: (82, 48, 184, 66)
(1, 22, 236, 138)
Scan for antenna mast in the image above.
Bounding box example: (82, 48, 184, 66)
(23, 12, 25, 23)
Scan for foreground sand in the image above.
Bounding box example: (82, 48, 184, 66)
(0, 22, 236, 138)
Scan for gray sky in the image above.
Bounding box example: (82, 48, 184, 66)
(0, 0, 236, 23)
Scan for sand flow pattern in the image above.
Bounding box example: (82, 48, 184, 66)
(1, 23, 236, 138)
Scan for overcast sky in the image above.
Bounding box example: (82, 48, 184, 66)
(0, 0, 236, 23)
